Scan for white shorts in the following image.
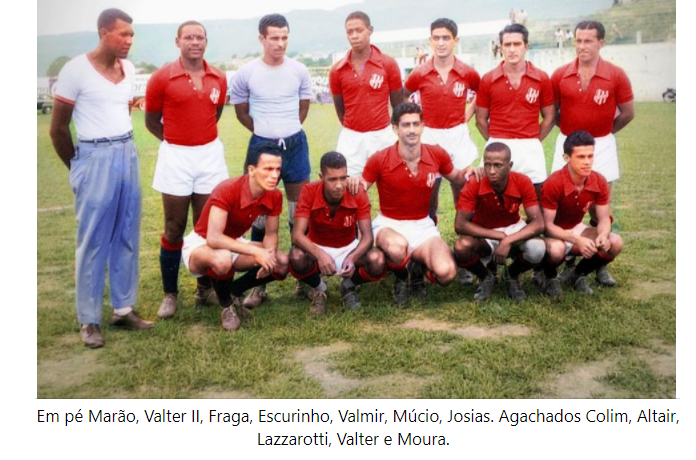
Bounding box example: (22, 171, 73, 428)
(552, 133, 619, 182)
(563, 222, 589, 255)
(481, 220, 527, 265)
(483, 137, 547, 184)
(372, 213, 441, 255)
(181, 231, 249, 277)
(336, 126, 396, 177)
(315, 239, 360, 272)
(422, 124, 479, 170)
(153, 138, 229, 196)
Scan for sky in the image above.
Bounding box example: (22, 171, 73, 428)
(37, 0, 364, 35)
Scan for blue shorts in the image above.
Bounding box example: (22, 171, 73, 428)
(246, 130, 310, 184)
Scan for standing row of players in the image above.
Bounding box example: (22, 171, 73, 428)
(49, 9, 633, 346)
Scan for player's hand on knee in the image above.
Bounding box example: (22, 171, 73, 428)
(340, 257, 356, 278)
(253, 247, 277, 273)
(577, 236, 598, 259)
(494, 239, 512, 264)
(595, 235, 611, 252)
(317, 251, 337, 276)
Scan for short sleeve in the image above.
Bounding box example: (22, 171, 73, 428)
(386, 57, 403, 90)
(435, 146, 454, 177)
(551, 67, 563, 102)
(329, 63, 342, 95)
(362, 153, 381, 184)
(467, 68, 481, 93)
(540, 72, 555, 107)
(145, 69, 166, 113)
(456, 178, 479, 212)
(595, 174, 610, 206)
(404, 68, 421, 93)
(298, 63, 313, 100)
(218, 74, 228, 107)
(269, 191, 283, 217)
(540, 177, 561, 210)
(519, 175, 539, 209)
(230, 67, 250, 104)
(52, 59, 80, 105)
(294, 184, 313, 219)
(475, 74, 491, 109)
(614, 67, 634, 105)
(209, 182, 234, 213)
(356, 189, 372, 220)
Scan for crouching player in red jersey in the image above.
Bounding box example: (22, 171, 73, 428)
(290, 151, 386, 314)
(454, 142, 546, 302)
(538, 130, 623, 297)
(181, 143, 289, 331)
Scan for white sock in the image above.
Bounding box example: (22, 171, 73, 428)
(113, 306, 133, 316)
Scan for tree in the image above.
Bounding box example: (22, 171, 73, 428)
(46, 56, 71, 77)
(136, 62, 158, 74)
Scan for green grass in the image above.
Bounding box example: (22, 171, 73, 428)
(37, 103, 675, 399)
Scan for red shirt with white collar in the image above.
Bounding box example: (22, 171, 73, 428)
(145, 58, 227, 146)
(295, 181, 372, 248)
(194, 176, 282, 239)
(457, 171, 538, 229)
(405, 57, 480, 129)
(552, 57, 633, 138)
(362, 142, 454, 220)
(540, 166, 610, 229)
(476, 61, 555, 139)
(329, 45, 403, 132)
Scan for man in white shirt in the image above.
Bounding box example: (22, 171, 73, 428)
(50, 8, 153, 348)
(230, 13, 312, 308)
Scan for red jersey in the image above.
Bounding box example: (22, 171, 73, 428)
(145, 58, 227, 146)
(194, 176, 282, 239)
(363, 143, 454, 220)
(329, 45, 403, 132)
(295, 181, 372, 248)
(552, 57, 633, 138)
(476, 61, 555, 139)
(457, 171, 538, 229)
(541, 166, 610, 230)
(404, 57, 480, 129)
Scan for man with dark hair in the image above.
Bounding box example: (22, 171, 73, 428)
(290, 152, 386, 313)
(182, 143, 289, 331)
(538, 131, 623, 297)
(145, 20, 229, 319)
(230, 13, 312, 309)
(454, 143, 545, 302)
(404, 17, 481, 286)
(476, 23, 555, 195)
(50, 8, 152, 348)
(330, 11, 403, 176)
(550, 20, 634, 287)
(347, 102, 468, 306)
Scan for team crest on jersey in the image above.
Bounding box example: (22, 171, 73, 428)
(508, 202, 520, 214)
(369, 73, 384, 89)
(453, 82, 466, 98)
(426, 173, 436, 188)
(525, 88, 539, 104)
(210, 88, 220, 104)
(594, 89, 609, 105)
(343, 215, 355, 228)
(583, 200, 594, 213)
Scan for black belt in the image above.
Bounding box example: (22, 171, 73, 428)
(79, 131, 133, 145)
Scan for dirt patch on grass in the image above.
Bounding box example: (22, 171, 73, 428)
(626, 280, 675, 300)
(186, 324, 210, 342)
(622, 230, 671, 239)
(398, 316, 533, 339)
(197, 389, 257, 399)
(38, 353, 105, 392)
(635, 340, 676, 377)
(294, 342, 433, 398)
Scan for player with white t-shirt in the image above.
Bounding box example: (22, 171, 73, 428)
(230, 13, 312, 309)
(50, 9, 153, 348)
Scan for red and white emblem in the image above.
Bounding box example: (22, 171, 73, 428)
(593, 89, 609, 105)
(210, 88, 220, 104)
(343, 215, 355, 227)
(525, 87, 539, 104)
(369, 73, 384, 89)
(453, 82, 466, 98)
(583, 200, 594, 213)
(426, 173, 436, 188)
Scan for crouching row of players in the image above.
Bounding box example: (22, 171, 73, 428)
(183, 104, 622, 331)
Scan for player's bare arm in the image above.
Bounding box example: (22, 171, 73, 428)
(465, 98, 477, 123)
(299, 99, 310, 124)
(144, 111, 164, 141)
(475, 106, 490, 140)
(49, 99, 76, 169)
(216, 105, 225, 122)
(612, 101, 635, 134)
(389, 89, 404, 109)
(454, 209, 507, 241)
(234, 102, 255, 132)
(443, 167, 471, 188)
(291, 216, 337, 276)
(332, 94, 346, 125)
(539, 104, 556, 141)
(593, 203, 613, 251)
(542, 207, 597, 258)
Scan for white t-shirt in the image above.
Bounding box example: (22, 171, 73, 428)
(230, 57, 312, 139)
(52, 54, 135, 140)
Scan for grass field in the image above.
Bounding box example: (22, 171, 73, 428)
(37, 103, 676, 399)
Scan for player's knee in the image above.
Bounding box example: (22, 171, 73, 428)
(379, 237, 408, 260)
(609, 233, 624, 256)
(545, 240, 566, 264)
(288, 247, 307, 268)
(453, 236, 475, 256)
(522, 239, 546, 265)
(366, 249, 386, 272)
(433, 259, 457, 285)
(211, 253, 233, 276)
(163, 221, 186, 243)
(276, 250, 289, 268)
